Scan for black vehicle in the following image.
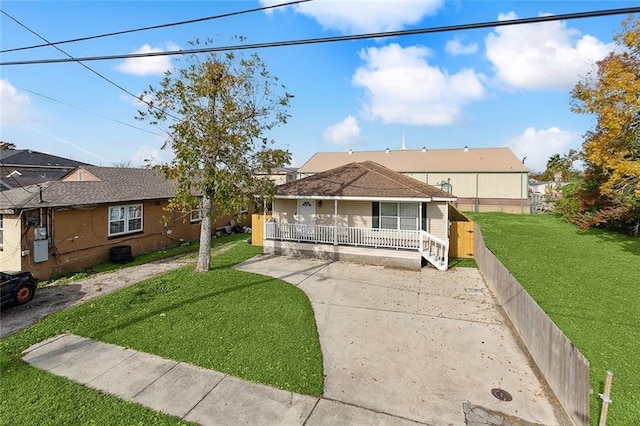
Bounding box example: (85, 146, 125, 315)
(0, 271, 38, 308)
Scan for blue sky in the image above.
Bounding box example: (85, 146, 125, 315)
(1, 1, 637, 172)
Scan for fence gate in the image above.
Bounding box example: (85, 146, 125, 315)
(449, 221, 475, 258)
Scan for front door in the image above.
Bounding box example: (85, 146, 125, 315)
(297, 199, 316, 225)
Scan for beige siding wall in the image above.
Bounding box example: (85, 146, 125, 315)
(62, 168, 100, 182)
(0, 214, 23, 271)
(406, 172, 527, 200)
(477, 173, 525, 199)
(337, 201, 372, 227)
(426, 202, 447, 241)
(272, 198, 448, 240)
(426, 173, 476, 197)
(274, 199, 372, 227)
(272, 199, 297, 223)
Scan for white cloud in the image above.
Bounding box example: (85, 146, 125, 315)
(486, 12, 613, 90)
(0, 80, 32, 125)
(260, 0, 443, 33)
(352, 44, 485, 126)
(505, 126, 579, 172)
(322, 115, 364, 145)
(131, 145, 174, 167)
(445, 38, 478, 56)
(115, 43, 178, 76)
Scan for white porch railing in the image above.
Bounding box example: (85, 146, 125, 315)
(264, 222, 449, 270)
(420, 230, 449, 271)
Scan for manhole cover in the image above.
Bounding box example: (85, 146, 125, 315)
(491, 388, 513, 401)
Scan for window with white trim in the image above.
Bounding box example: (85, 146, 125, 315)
(378, 202, 418, 231)
(190, 199, 203, 223)
(109, 204, 143, 236)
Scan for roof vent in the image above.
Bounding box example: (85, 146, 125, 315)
(348, 149, 353, 154)
(385, 148, 390, 153)
(463, 145, 469, 152)
(422, 147, 427, 152)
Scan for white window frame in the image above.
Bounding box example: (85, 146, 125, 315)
(190, 199, 204, 223)
(108, 204, 143, 237)
(379, 202, 418, 231)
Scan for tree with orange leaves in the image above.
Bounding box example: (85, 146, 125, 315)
(570, 16, 640, 231)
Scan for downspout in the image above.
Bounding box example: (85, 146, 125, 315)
(333, 199, 338, 245)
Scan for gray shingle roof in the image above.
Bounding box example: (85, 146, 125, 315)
(0, 149, 90, 168)
(0, 166, 177, 213)
(276, 161, 456, 200)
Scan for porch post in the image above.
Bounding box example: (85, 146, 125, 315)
(333, 199, 338, 245)
(419, 202, 423, 254)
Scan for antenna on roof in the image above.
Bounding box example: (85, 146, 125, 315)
(401, 130, 406, 150)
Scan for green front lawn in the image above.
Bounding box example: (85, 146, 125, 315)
(0, 242, 324, 425)
(469, 213, 640, 424)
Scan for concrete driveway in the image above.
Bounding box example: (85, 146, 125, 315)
(237, 255, 567, 425)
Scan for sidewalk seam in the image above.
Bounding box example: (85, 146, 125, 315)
(181, 373, 228, 420)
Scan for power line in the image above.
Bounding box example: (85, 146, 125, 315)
(16, 86, 169, 138)
(0, 0, 312, 54)
(0, 10, 181, 121)
(1, 6, 637, 67)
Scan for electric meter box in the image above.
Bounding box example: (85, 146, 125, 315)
(34, 227, 47, 240)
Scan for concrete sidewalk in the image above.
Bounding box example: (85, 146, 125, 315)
(22, 334, 425, 425)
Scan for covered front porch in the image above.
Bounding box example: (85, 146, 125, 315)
(264, 222, 449, 270)
(264, 161, 457, 271)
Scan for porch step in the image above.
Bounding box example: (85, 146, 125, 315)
(422, 251, 447, 271)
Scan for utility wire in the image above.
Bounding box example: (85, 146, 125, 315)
(1, 6, 638, 66)
(1, 10, 181, 121)
(16, 85, 169, 138)
(0, 0, 312, 54)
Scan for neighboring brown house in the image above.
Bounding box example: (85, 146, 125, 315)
(0, 165, 247, 280)
(256, 166, 299, 185)
(0, 148, 90, 190)
(297, 147, 529, 213)
(264, 161, 457, 270)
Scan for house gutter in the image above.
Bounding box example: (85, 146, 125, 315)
(274, 195, 457, 203)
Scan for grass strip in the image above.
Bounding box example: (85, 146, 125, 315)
(1, 242, 323, 425)
(468, 213, 640, 423)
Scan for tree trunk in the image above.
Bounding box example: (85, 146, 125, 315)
(195, 195, 213, 272)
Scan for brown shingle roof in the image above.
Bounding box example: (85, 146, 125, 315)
(276, 161, 456, 200)
(298, 147, 528, 174)
(0, 166, 177, 212)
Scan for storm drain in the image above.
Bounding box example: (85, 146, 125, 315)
(491, 388, 513, 402)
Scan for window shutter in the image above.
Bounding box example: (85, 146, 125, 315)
(372, 202, 379, 228)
